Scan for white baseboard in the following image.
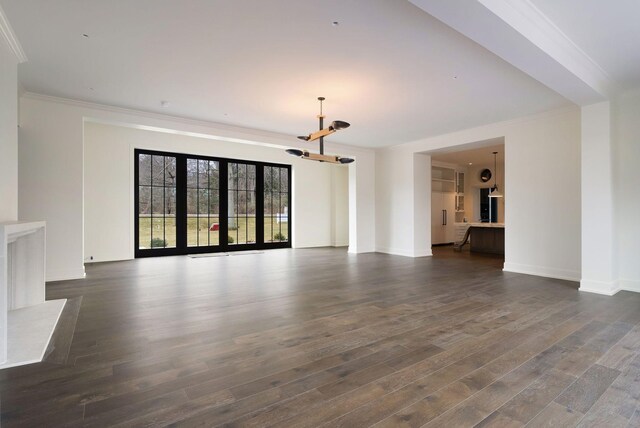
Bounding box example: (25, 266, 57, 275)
(503, 262, 580, 282)
(413, 249, 433, 258)
(620, 279, 640, 293)
(579, 279, 621, 296)
(46, 267, 86, 282)
(375, 247, 433, 258)
(347, 246, 375, 254)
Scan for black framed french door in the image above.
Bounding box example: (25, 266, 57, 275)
(135, 149, 291, 258)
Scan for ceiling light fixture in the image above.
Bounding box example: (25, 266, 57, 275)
(489, 151, 503, 198)
(286, 97, 354, 165)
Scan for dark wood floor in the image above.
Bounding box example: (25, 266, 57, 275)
(1, 247, 639, 427)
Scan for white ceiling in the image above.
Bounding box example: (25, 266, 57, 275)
(1, 0, 572, 148)
(410, 0, 640, 105)
(430, 139, 504, 166)
(531, 0, 640, 92)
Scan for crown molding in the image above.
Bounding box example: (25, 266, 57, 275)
(20, 92, 375, 156)
(478, 0, 615, 97)
(20, 91, 291, 138)
(0, 4, 27, 63)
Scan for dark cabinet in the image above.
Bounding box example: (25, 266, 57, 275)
(470, 227, 504, 255)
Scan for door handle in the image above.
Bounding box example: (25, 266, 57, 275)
(442, 210, 445, 226)
(444, 209, 447, 225)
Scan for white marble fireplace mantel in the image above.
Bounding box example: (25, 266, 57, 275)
(0, 221, 66, 369)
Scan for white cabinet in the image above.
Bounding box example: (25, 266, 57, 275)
(431, 192, 456, 244)
(432, 166, 455, 193)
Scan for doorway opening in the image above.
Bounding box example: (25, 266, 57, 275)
(427, 138, 505, 258)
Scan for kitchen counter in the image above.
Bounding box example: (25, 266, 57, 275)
(469, 224, 505, 255)
(467, 222, 505, 228)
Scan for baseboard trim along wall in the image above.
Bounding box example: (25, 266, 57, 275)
(46, 268, 86, 283)
(503, 262, 580, 282)
(347, 245, 375, 254)
(375, 247, 433, 258)
(619, 279, 640, 293)
(578, 279, 621, 296)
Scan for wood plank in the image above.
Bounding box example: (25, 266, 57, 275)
(554, 364, 621, 414)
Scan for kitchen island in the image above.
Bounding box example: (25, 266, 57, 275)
(469, 223, 504, 255)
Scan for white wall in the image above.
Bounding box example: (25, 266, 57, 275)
(331, 166, 349, 247)
(0, 42, 19, 223)
(375, 150, 417, 256)
(19, 94, 375, 281)
(580, 102, 616, 294)
(84, 122, 349, 262)
(376, 107, 582, 281)
(614, 91, 640, 292)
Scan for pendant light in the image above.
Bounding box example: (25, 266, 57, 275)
(285, 97, 354, 165)
(489, 151, 503, 198)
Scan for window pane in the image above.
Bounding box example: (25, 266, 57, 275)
(198, 159, 208, 188)
(187, 158, 198, 188)
(139, 214, 151, 249)
(264, 216, 274, 243)
(236, 217, 247, 245)
(278, 226, 288, 242)
(139, 186, 151, 215)
(209, 161, 219, 189)
(228, 163, 238, 190)
(279, 168, 288, 192)
(187, 188, 198, 247)
(151, 217, 165, 247)
(209, 194, 219, 219)
(165, 187, 176, 217)
(280, 193, 289, 218)
(228, 191, 237, 228)
(151, 155, 165, 186)
(264, 192, 273, 215)
(264, 167, 274, 192)
(247, 191, 256, 215)
(165, 157, 177, 187)
(198, 216, 209, 247)
(164, 188, 177, 248)
(151, 187, 164, 214)
(138, 154, 151, 185)
(198, 189, 209, 216)
(228, 217, 239, 245)
(247, 165, 256, 191)
(208, 216, 220, 246)
(238, 164, 247, 190)
(165, 215, 176, 248)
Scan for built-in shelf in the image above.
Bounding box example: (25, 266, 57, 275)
(432, 166, 455, 181)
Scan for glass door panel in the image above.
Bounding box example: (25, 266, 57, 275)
(137, 153, 177, 250)
(264, 166, 289, 243)
(228, 163, 256, 245)
(186, 158, 220, 248)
